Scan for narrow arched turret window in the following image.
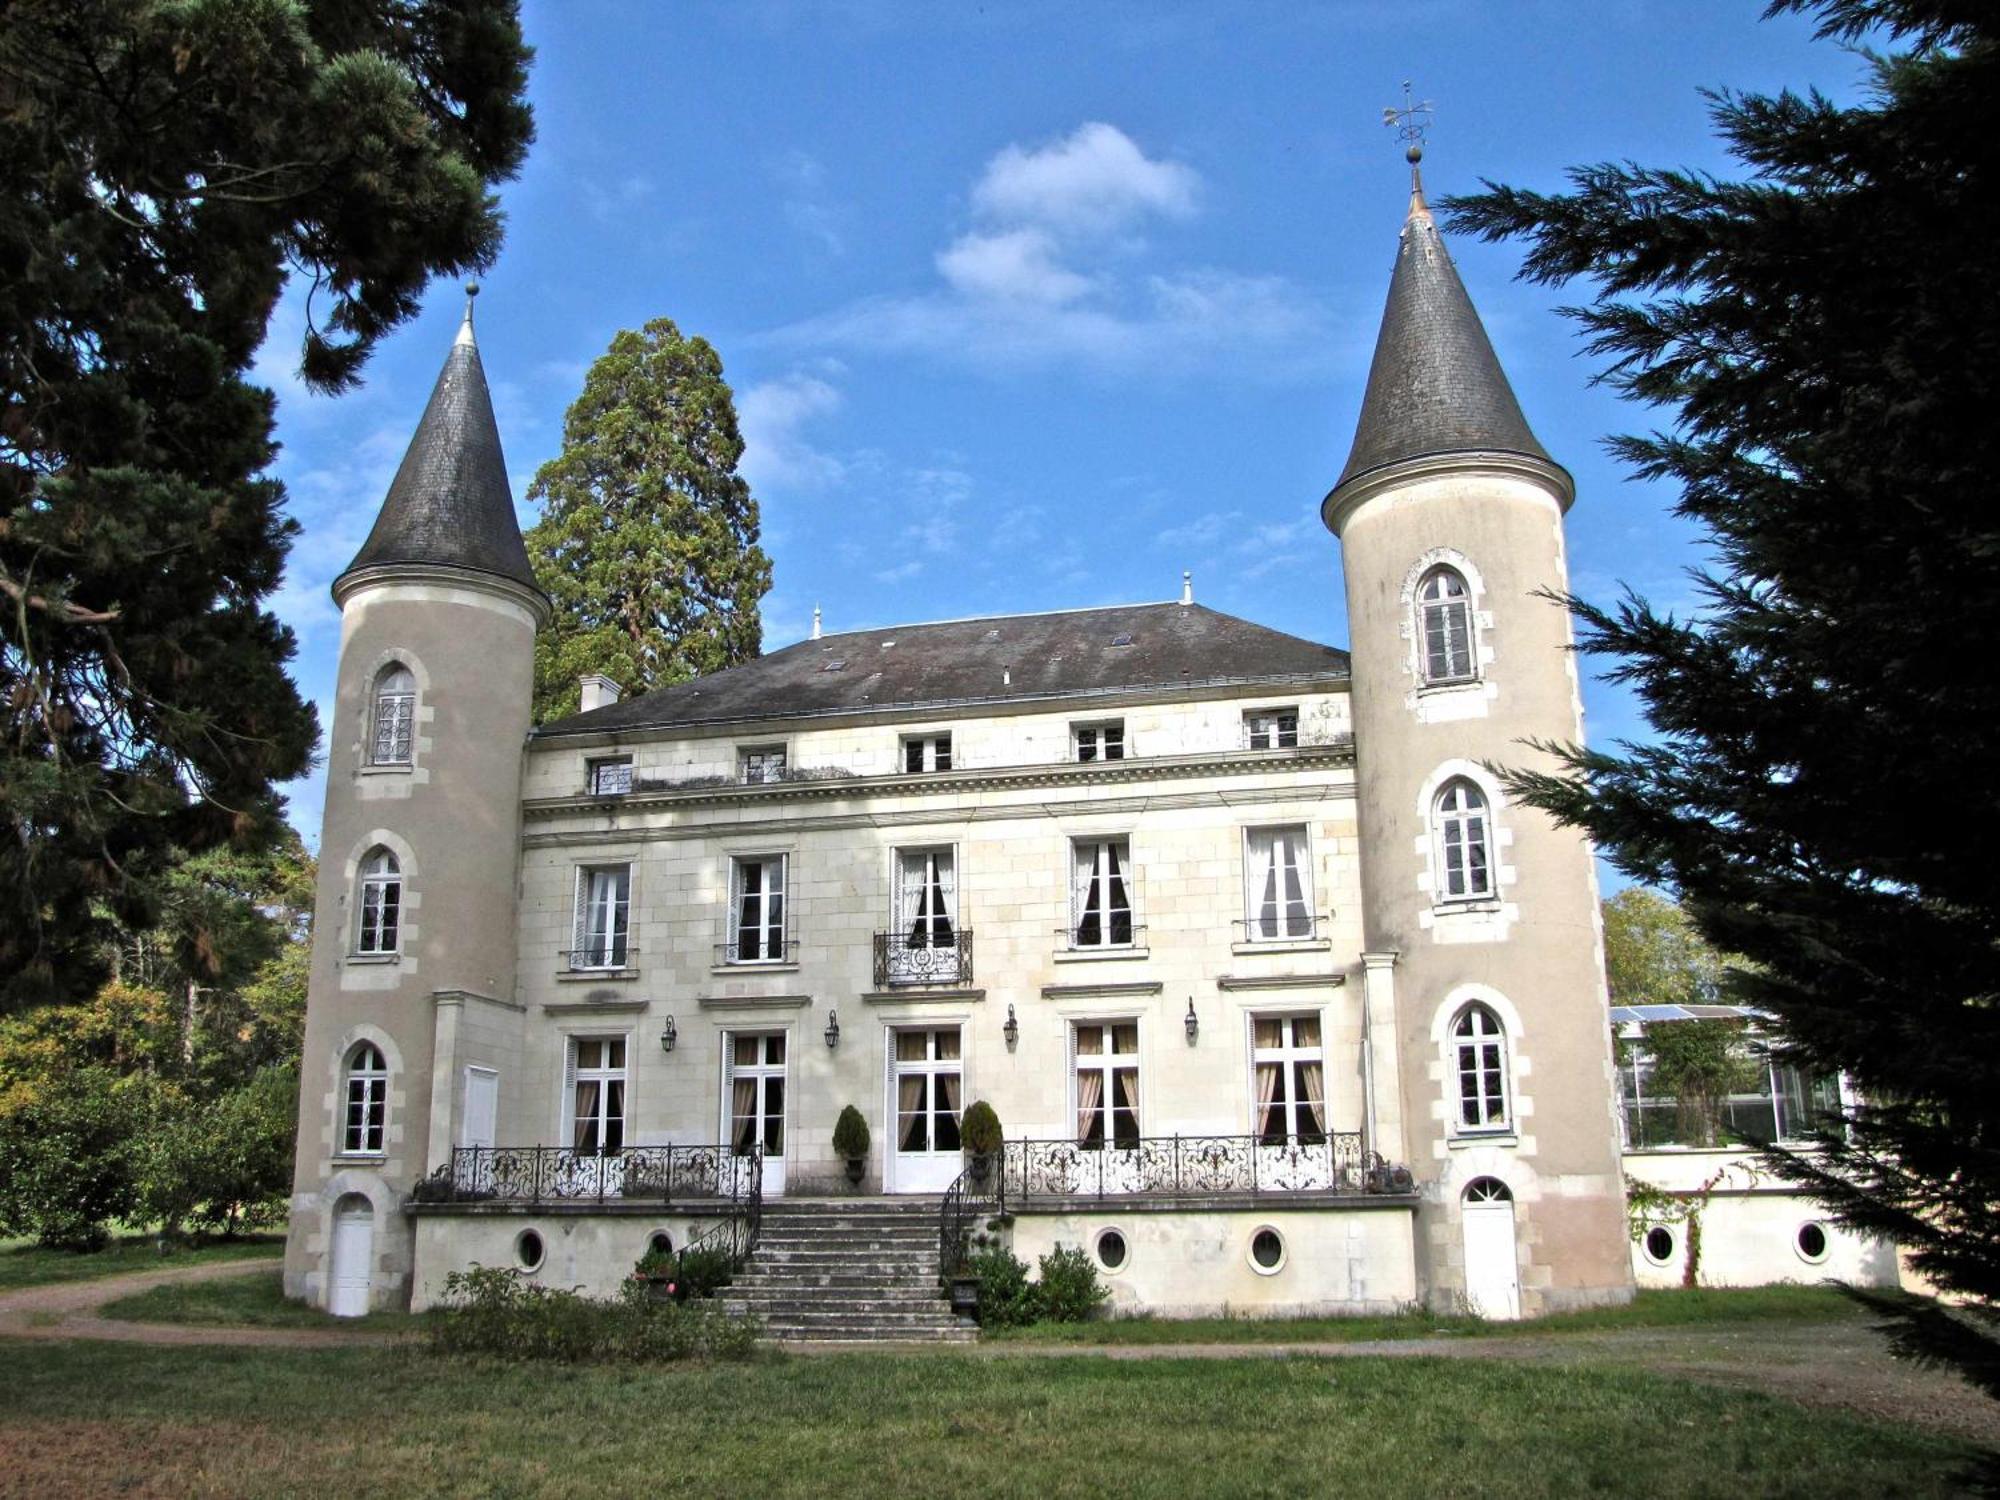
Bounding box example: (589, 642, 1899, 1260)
(1417, 567, 1475, 683)
(356, 848, 402, 955)
(1453, 1005, 1510, 1130)
(371, 665, 416, 765)
(1434, 779, 1494, 901)
(342, 1042, 389, 1155)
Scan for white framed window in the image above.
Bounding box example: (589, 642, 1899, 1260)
(893, 1027, 963, 1153)
(370, 664, 415, 766)
(341, 1042, 388, 1155)
(1434, 779, 1495, 901)
(1068, 837, 1134, 948)
(1072, 1021, 1140, 1148)
(727, 1032, 786, 1155)
(564, 1035, 627, 1156)
(1243, 826, 1314, 940)
(1251, 1015, 1326, 1144)
(739, 745, 787, 784)
(355, 848, 401, 955)
(1453, 1004, 1510, 1131)
(896, 847, 957, 948)
(1073, 721, 1125, 762)
(902, 733, 952, 773)
(586, 756, 633, 796)
(1417, 566, 1476, 683)
(729, 855, 788, 963)
(571, 864, 631, 970)
(1243, 707, 1298, 750)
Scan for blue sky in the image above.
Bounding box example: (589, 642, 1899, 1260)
(257, 1, 1870, 850)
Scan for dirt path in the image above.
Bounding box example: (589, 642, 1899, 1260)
(0, 1259, 394, 1349)
(5, 1265, 1994, 1447)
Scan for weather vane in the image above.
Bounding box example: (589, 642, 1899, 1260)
(1382, 80, 1434, 165)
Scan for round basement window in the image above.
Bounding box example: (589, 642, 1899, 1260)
(1795, 1222, 1830, 1264)
(1642, 1226, 1677, 1266)
(1095, 1229, 1128, 1272)
(648, 1230, 674, 1258)
(1248, 1227, 1287, 1275)
(515, 1229, 546, 1272)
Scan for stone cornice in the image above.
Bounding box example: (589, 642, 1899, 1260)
(332, 561, 550, 626)
(523, 742, 1356, 830)
(1216, 972, 1349, 992)
(1321, 449, 1574, 537)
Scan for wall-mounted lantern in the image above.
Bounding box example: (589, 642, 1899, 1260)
(824, 1007, 841, 1050)
(660, 1014, 678, 1054)
(1184, 997, 1199, 1044)
(1003, 1003, 1019, 1051)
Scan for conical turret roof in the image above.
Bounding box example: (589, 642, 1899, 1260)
(1334, 172, 1553, 491)
(337, 298, 540, 596)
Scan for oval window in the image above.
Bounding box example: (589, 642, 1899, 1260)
(516, 1229, 545, 1271)
(1096, 1229, 1128, 1271)
(648, 1230, 673, 1258)
(1643, 1226, 1676, 1265)
(1249, 1227, 1286, 1274)
(1795, 1222, 1829, 1264)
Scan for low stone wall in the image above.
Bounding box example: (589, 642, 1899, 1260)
(409, 1205, 739, 1310)
(1008, 1201, 1418, 1318)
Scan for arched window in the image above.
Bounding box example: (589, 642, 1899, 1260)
(1417, 567, 1475, 683)
(356, 848, 402, 955)
(371, 664, 416, 765)
(1434, 779, 1494, 901)
(343, 1043, 388, 1154)
(1453, 1005, 1510, 1131)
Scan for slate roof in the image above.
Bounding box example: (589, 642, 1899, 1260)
(336, 309, 541, 595)
(537, 601, 1350, 737)
(1334, 175, 1554, 492)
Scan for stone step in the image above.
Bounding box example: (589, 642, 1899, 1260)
(749, 1248, 940, 1266)
(732, 1289, 943, 1310)
(736, 1270, 937, 1289)
(738, 1306, 973, 1330)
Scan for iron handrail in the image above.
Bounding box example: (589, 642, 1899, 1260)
(998, 1131, 1411, 1203)
(417, 1143, 755, 1207)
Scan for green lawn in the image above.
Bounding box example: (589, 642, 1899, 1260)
(99, 1267, 420, 1333)
(0, 1231, 284, 1293)
(989, 1285, 1865, 1345)
(0, 1339, 1983, 1498)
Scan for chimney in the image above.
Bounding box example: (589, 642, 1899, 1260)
(578, 673, 622, 713)
(812, 604, 823, 642)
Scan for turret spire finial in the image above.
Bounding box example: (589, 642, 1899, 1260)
(1382, 81, 1435, 206)
(456, 282, 480, 347)
(811, 604, 822, 641)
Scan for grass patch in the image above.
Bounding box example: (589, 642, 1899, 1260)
(0, 1231, 283, 1293)
(98, 1269, 416, 1333)
(0, 1338, 1982, 1497)
(988, 1285, 1864, 1345)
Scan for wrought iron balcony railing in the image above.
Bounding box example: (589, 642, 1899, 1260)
(1232, 914, 1328, 945)
(874, 927, 974, 988)
(562, 943, 637, 972)
(998, 1132, 1410, 1204)
(713, 936, 801, 967)
(411, 1143, 762, 1207)
(1054, 921, 1147, 953)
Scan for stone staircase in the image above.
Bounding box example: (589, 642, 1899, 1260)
(724, 1196, 978, 1343)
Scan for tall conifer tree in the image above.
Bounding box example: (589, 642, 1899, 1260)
(1450, 0, 2000, 1324)
(526, 319, 773, 721)
(0, 0, 535, 1008)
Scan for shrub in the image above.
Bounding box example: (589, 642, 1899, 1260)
(428, 1263, 757, 1362)
(673, 1242, 737, 1300)
(960, 1099, 1003, 1157)
(1036, 1243, 1110, 1323)
(137, 1066, 296, 1236)
(0, 1066, 150, 1249)
(832, 1104, 870, 1161)
(967, 1245, 1038, 1328)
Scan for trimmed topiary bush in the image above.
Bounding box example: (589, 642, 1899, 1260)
(832, 1104, 870, 1161)
(960, 1099, 1003, 1157)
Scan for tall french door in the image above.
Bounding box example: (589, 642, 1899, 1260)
(725, 1031, 787, 1197)
(889, 1026, 963, 1192)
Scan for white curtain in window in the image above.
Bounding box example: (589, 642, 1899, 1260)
(1071, 841, 1132, 946)
(1245, 829, 1311, 938)
(574, 867, 629, 967)
(898, 850, 956, 948)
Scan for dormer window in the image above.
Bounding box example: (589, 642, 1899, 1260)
(1244, 708, 1298, 750)
(370, 665, 415, 765)
(1418, 566, 1476, 683)
(903, 734, 952, 773)
(586, 757, 633, 796)
(739, 745, 787, 784)
(1073, 721, 1125, 762)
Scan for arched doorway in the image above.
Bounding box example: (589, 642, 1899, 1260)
(328, 1195, 375, 1318)
(1460, 1176, 1521, 1321)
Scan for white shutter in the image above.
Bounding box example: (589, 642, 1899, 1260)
(1069, 842, 1093, 934)
(896, 850, 922, 932)
(559, 1039, 578, 1148)
(571, 869, 589, 962)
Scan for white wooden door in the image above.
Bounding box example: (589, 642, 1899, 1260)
(462, 1067, 498, 1148)
(889, 1026, 963, 1192)
(328, 1199, 374, 1318)
(725, 1032, 787, 1197)
(1461, 1179, 1521, 1320)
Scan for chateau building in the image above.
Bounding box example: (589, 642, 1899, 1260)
(285, 166, 1640, 1327)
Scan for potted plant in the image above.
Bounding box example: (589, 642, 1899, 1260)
(961, 1099, 1003, 1183)
(833, 1104, 871, 1185)
(631, 1247, 678, 1303)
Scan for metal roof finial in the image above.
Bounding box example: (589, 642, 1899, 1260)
(1382, 81, 1435, 199)
(456, 282, 481, 347)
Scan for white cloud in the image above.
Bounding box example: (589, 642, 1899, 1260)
(937, 228, 1092, 306)
(738, 373, 846, 491)
(971, 121, 1198, 237)
(775, 150, 848, 256)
